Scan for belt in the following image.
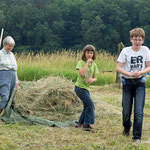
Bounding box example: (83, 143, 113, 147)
(125, 76, 143, 82)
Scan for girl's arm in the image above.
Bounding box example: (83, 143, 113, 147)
(79, 58, 93, 76)
(78, 62, 88, 76)
(87, 74, 97, 84)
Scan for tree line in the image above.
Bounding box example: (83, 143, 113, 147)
(0, 0, 150, 54)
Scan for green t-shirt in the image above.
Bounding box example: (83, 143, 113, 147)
(75, 60, 99, 90)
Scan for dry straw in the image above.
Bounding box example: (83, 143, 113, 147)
(15, 76, 81, 120)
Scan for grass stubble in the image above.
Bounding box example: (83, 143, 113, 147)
(0, 81, 150, 150)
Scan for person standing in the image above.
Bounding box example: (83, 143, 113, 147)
(75, 44, 99, 130)
(0, 36, 18, 114)
(116, 28, 150, 142)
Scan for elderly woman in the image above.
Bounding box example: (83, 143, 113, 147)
(0, 36, 18, 114)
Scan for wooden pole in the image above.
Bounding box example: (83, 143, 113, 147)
(116, 42, 125, 88)
(0, 28, 4, 49)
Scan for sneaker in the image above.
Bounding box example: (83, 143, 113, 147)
(133, 139, 141, 143)
(123, 128, 130, 136)
(83, 124, 92, 131)
(75, 123, 82, 128)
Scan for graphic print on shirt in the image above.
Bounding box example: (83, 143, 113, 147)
(130, 55, 143, 71)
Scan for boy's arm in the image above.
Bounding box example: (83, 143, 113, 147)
(138, 61, 150, 76)
(116, 62, 133, 77)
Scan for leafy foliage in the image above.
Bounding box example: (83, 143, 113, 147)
(1, 0, 150, 53)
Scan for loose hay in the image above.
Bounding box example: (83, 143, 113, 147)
(15, 76, 81, 121)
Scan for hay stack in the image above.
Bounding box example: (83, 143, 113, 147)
(15, 76, 81, 120)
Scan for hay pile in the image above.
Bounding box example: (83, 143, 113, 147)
(15, 76, 81, 121)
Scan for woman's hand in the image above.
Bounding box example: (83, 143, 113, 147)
(16, 83, 19, 88)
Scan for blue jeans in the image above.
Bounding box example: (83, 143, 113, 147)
(0, 70, 16, 109)
(122, 80, 145, 139)
(75, 86, 95, 125)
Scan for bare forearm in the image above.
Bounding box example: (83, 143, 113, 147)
(15, 71, 19, 84)
(135, 62, 150, 77)
(116, 67, 132, 77)
(79, 63, 89, 76)
(139, 67, 150, 76)
(92, 78, 97, 82)
(87, 77, 97, 84)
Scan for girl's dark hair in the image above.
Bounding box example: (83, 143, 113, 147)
(82, 44, 96, 61)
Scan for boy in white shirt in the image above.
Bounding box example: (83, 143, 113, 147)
(116, 28, 150, 142)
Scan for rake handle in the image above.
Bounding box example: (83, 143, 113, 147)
(0, 28, 4, 49)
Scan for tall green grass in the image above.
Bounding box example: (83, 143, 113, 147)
(16, 50, 150, 86)
(16, 51, 116, 85)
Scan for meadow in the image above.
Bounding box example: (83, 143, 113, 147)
(0, 51, 150, 150)
(16, 51, 117, 85)
(16, 51, 150, 87)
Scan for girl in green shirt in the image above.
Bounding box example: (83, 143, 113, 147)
(75, 44, 99, 130)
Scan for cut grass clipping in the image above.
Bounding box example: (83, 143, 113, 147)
(15, 76, 81, 121)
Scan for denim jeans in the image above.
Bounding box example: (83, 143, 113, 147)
(0, 70, 16, 109)
(75, 86, 95, 125)
(122, 80, 145, 139)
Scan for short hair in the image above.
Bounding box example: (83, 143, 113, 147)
(3, 36, 15, 46)
(130, 28, 145, 39)
(81, 44, 96, 61)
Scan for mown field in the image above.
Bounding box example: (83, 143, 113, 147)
(0, 51, 150, 150)
(0, 84, 150, 150)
